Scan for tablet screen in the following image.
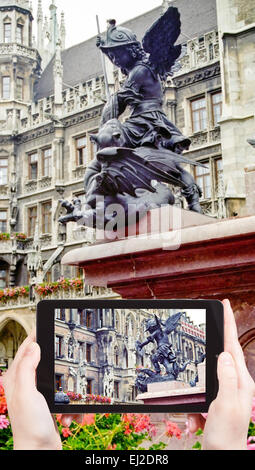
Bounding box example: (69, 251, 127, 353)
(54, 307, 206, 407)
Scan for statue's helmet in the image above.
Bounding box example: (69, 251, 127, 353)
(100, 19, 140, 51)
(145, 316, 160, 333)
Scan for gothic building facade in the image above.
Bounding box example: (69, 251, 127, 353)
(0, 0, 254, 367)
(54, 307, 205, 404)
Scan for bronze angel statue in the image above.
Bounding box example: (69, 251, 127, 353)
(59, 7, 204, 229)
(135, 312, 190, 391)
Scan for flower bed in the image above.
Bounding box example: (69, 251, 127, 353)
(0, 233, 27, 242)
(85, 394, 111, 404)
(34, 277, 84, 298)
(0, 277, 84, 305)
(0, 286, 29, 305)
(67, 392, 83, 402)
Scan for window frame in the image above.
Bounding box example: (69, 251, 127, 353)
(194, 160, 212, 200)
(55, 374, 63, 391)
(42, 147, 52, 178)
(4, 22, 11, 43)
(75, 135, 87, 167)
(41, 200, 52, 235)
(0, 210, 7, 232)
(16, 23, 23, 45)
(86, 379, 92, 395)
(194, 156, 223, 202)
(0, 159, 8, 186)
(2, 76, 10, 99)
(16, 76, 24, 100)
(28, 152, 38, 181)
(211, 91, 222, 127)
(27, 205, 37, 238)
(86, 343, 92, 363)
(55, 335, 63, 358)
(190, 96, 207, 133)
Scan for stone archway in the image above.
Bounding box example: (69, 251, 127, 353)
(0, 319, 27, 369)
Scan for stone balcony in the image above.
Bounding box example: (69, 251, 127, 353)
(0, 43, 40, 62)
(0, 284, 116, 311)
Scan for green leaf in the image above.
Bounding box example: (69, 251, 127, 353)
(192, 441, 202, 450)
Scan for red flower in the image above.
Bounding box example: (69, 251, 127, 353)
(81, 414, 96, 426)
(165, 421, 182, 440)
(62, 427, 72, 438)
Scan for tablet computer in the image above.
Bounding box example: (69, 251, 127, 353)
(36, 299, 224, 414)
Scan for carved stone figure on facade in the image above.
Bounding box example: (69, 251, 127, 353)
(59, 7, 205, 229)
(68, 338, 74, 359)
(103, 365, 114, 398)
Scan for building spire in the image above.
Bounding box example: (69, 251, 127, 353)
(37, 0, 43, 51)
(49, 0, 58, 55)
(60, 11, 66, 50)
(54, 38, 63, 108)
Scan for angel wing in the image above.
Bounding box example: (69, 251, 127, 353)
(142, 6, 182, 78)
(163, 312, 182, 335)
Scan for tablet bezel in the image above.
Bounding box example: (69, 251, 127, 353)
(36, 298, 224, 414)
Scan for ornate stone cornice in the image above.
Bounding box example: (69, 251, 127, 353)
(0, 5, 33, 21)
(173, 62, 221, 89)
(15, 124, 55, 144)
(62, 106, 102, 129)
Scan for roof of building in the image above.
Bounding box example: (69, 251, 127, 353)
(34, 0, 217, 101)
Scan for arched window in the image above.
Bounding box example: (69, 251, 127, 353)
(3, 17, 12, 43)
(114, 346, 119, 367)
(16, 17, 25, 45)
(124, 348, 128, 369)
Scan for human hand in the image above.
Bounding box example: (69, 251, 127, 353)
(96, 35, 102, 48)
(2, 330, 84, 450)
(187, 299, 255, 450)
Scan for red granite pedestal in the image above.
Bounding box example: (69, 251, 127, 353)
(136, 359, 206, 406)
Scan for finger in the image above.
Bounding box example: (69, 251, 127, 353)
(223, 299, 239, 350)
(2, 334, 34, 388)
(223, 299, 253, 388)
(60, 414, 85, 427)
(15, 342, 41, 391)
(217, 351, 238, 402)
(59, 415, 73, 427)
(187, 414, 205, 433)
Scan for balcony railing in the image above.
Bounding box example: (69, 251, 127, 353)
(0, 43, 40, 62)
(0, 279, 115, 309)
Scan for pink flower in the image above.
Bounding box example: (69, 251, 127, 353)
(247, 436, 255, 450)
(251, 397, 255, 423)
(62, 427, 72, 438)
(81, 414, 96, 426)
(0, 415, 9, 429)
(165, 421, 182, 440)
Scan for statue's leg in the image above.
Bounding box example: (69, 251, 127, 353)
(151, 353, 161, 374)
(178, 167, 203, 214)
(163, 358, 174, 376)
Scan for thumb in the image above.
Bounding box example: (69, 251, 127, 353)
(16, 342, 41, 391)
(217, 352, 238, 402)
